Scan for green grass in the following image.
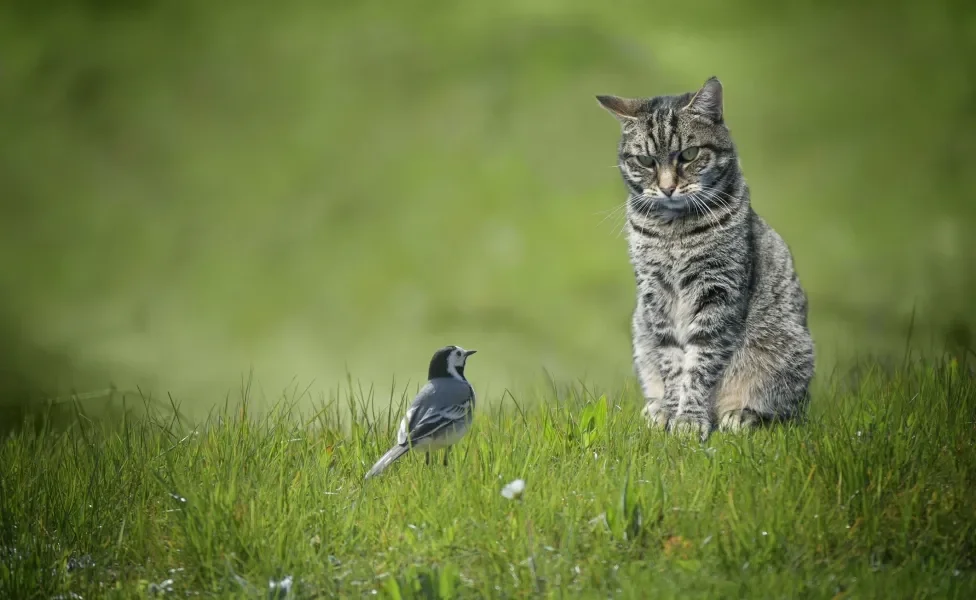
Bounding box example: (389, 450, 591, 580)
(3, 359, 975, 598)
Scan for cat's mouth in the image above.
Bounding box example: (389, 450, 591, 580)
(630, 195, 696, 219)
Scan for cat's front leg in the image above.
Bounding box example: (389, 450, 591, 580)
(666, 351, 718, 441)
(633, 308, 679, 429)
(644, 345, 718, 440)
(638, 377, 670, 429)
(644, 336, 686, 430)
(667, 330, 738, 442)
(635, 347, 671, 429)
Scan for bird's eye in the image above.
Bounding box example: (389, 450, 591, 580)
(636, 155, 656, 168)
(679, 147, 700, 162)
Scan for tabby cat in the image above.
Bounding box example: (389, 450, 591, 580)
(596, 77, 814, 440)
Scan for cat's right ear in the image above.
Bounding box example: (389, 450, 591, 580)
(683, 77, 723, 122)
(596, 95, 642, 123)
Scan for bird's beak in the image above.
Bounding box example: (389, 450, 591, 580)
(464, 349, 477, 357)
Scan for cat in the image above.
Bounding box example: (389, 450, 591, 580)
(596, 76, 815, 441)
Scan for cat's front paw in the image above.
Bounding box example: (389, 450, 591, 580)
(641, 399, 672, 430)
(667, 412, 712, 442)
(718, 408, 761, 432)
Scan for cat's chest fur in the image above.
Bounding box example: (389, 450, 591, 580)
(633, 243, 703, 346)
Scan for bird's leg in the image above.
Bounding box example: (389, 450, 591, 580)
(425, 451, 430, 466)
(442, 448, 450, 467)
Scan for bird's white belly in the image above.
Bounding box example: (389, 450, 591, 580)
(412, 422, 469, 450)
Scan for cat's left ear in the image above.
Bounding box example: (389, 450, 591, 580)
(684, 76, 723, 122)
(596, 95, 642, 123)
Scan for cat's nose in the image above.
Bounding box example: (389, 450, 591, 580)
(660, 184, 676, 197)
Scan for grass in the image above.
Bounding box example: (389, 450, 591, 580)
(2, 358, 975, 599)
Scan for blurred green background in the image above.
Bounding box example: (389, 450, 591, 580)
(1, 0, 974, 417)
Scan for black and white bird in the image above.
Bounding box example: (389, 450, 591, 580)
(364, 345, 478, 480)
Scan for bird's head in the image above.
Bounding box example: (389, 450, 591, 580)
(428, 345, 477, 381)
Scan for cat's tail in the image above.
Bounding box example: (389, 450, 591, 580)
(364, 444, 410, 480)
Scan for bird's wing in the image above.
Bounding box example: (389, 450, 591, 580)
(396, 380, 473, 447)
(405, 401, 472, 445)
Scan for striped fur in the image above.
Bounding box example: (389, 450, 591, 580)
(597, 77, 815, 440)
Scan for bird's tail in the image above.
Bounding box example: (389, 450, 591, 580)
(364, 444, 410, 480)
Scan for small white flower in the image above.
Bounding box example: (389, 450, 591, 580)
(269, 575, 293, 596)
(501, 479, 526, 500)
(148, 579, 174, 596)
(588, 512, 609, 530)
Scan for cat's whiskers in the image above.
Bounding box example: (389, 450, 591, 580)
(617, 198, 639, 240)
(695, 187, 736, 223)
(687, 192, 710, 226)
(594, 202, 627, 223)
(692, 186, 732, 210)
(615, 213, 629, 240)
(689, 192, 723, 231)
(696, 186, 737, 203)
(634, 192, 657, 249)
(619, 196, 640, 243)
(701, 191, 736, 209)
(592, 196, 635, 236)
(597, 201, 629, 234)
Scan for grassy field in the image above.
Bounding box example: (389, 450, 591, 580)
(2, 2, 975, 596)
(3, 357, 975, 598)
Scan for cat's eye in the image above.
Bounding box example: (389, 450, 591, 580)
(636, 155, 656, 168)
(678, 146, 700, 162)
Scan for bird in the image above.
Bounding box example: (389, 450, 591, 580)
(364, 345, 478, 480)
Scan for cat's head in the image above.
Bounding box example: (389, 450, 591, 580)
(597, 77, 740, 221)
